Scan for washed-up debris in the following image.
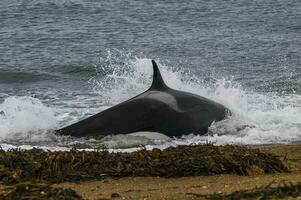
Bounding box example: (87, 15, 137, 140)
(111, 192, 121, 198)
(0, 145, 288, 184)
(199, 182, 301, 200)
(0, 182, 82, 200)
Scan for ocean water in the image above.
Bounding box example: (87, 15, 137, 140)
(0, 0, 300, 151)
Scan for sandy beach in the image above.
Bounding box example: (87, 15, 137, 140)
(0, 144, 301, 199)
(49, 144, 301, 200)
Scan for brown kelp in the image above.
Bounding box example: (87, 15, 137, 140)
(195, 182, 301, 200)
(0, 145, 288, 184)
(0, 183, 82, 200)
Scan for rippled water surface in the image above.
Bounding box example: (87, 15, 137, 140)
(0, 0, 300, 150)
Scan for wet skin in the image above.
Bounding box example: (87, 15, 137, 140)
(57, 60, 229, 138)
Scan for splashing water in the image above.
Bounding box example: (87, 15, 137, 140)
(0, 96, 57, 141)
(0, 51, 301, 151)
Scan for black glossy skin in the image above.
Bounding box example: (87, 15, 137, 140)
(57, 60, 229, 138)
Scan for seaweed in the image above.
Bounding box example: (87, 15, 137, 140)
(0, 145, 288, 184)
(197, 182, 301, 200)
(0, 182, 82, 200)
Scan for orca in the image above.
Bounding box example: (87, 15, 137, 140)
(57, 60, 230, 138)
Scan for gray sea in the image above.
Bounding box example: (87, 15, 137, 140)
(0, 0, 300, 151)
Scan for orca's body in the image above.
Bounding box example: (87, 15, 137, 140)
(57, 60, 229, 138)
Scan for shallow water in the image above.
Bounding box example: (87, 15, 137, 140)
(0, 0, 300, 151)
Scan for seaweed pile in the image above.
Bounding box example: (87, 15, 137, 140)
(0, 145, 288, 184)
(0, 183, 82, 200)
(196, 182, 301, 200)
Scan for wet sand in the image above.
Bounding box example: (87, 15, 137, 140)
(54, 144, 301, 200)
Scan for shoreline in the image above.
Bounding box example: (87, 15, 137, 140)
(1, 144, 301, 199)
(53, 144, 301, 199)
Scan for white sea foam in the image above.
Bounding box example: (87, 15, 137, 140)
(0, 52, 300, 151)
(0, 96, 58, 141)
(90, 53, 301, 146)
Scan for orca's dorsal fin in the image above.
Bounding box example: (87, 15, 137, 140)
(150, 60, 168, 90)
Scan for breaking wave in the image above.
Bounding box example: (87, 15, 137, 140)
(0, 50, 300, 151)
